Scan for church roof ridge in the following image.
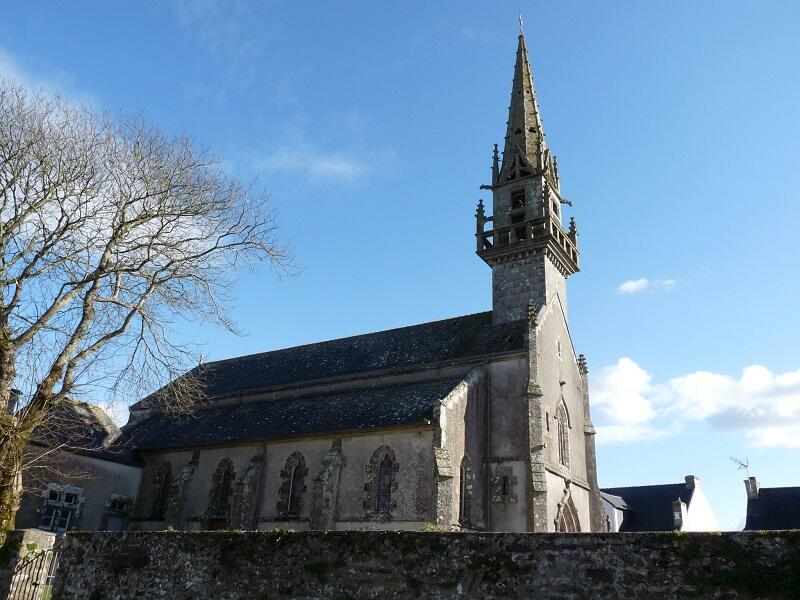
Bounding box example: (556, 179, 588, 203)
(602, 482, 689, 491)
(132, 310, 526, 410)
(200, 310, 499, 367)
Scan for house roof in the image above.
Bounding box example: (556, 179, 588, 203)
(600, 491, 630, 511)
(601, 483, 694, 532)
(120, 377, 465, 451)
(133, 311, 525, 411)
(744, 487, 800, 530)
(28, 399, 139, 465)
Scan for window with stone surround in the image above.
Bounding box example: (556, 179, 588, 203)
(277, 452, 308, 518)
(364, 445, 398, 517)
(39, 484, 85, 533)
(151, 462, 172, 520)
(556, 401, 570, 468)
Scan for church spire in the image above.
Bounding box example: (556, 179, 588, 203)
(476, 29, 579, 325)
(500, 34, 557, 190)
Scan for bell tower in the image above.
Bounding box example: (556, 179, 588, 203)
(476, 34, 579, 324)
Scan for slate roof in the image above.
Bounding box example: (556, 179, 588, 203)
(133, 311, 525, 410)
(601, 483, 694, 532)
(29, 399, 139, 465)
(32, 400, 119, 450)
(600, 491, 630, 511)
(121, 377, 465, 451)
(744, 487, 800, 530)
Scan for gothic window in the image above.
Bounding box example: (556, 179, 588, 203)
(364, 446, 398, 518)
(151, 462, 172, 520)
(459, 456, 472, 526)
(556, 401, 570, 468)
(376, 455, 393, 513)
(207, 458, 235, 529)
(277, 452, 308, 518)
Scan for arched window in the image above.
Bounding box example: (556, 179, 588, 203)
(556, 401, 570, 468)
(459, 456, 472, 526)
(208, 458, 235, 529)
(151, 462, 172, 520)
(277, 452, 307, 517)
(364, 446, 398, 517)
(376, 455, 394, 513)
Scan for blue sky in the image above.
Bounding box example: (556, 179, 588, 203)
(3, 1, 799, 531)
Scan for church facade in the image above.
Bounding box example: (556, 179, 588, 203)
(121, 32, 605, 534)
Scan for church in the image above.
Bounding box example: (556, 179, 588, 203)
(111, 31, 604, 534)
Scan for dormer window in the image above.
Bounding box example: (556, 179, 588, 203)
(511, 189, 526, 210)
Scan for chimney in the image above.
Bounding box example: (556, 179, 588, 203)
(744, 476, 760, 500)
(684, 474, 698, 490)
(672, 499, 687, 530)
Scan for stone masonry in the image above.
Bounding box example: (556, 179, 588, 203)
(50, 530, 800, 599)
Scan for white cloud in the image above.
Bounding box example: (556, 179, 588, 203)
(617, 277, 676, 294)
(248, 111, 392, 184)
(618, 278, 649, 293)
(257, 145, 368, 181)
(592, 358, 800, 448)
(0, 46, 96, 107)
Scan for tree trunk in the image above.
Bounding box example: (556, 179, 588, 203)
(0, 320, 22, 546)
(0, 422, 24, 547)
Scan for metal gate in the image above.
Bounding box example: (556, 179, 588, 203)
(7, 547, 59, 600)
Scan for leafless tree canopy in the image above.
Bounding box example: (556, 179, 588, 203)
(0, 80, 288, 538)
(0, 82, 287, 416)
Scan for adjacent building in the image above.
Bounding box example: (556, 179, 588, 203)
(601, 475, 718, 532)
(743, 477, 800, 530)
(15, 400, 141, 533)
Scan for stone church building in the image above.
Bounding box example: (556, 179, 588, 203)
(115, 32, 604, 534)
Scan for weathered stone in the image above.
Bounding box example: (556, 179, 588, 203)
(48, 530, 800, 600)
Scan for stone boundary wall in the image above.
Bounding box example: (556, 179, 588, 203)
(50, 530, 800, 599)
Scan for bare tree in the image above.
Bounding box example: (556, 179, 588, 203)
(0, 82, 288, 543)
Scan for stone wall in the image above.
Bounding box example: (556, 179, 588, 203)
(51, 530, 800, 599)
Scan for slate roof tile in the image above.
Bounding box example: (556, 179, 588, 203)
(121, 377, 464, 450)
(133, 311, 524, 410)
(744, 487, 800, 530)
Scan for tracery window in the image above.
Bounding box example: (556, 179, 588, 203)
(364, 446, 398, 517)
(151, 462, 172, 520)
(556, 401, 570, 468)
(277, 452, 308, 517)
